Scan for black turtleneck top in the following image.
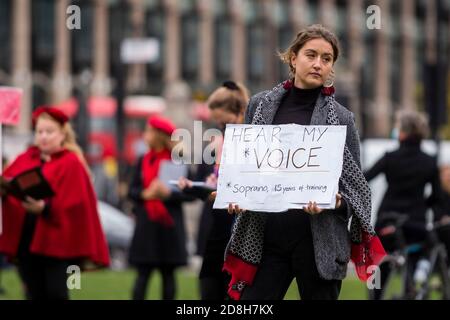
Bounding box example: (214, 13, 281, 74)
(272, 86, 321, 125)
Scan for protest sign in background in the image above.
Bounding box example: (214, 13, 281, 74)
(0, 87, 22, 126)
(0, 86, 23, 235)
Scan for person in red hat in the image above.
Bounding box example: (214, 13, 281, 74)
(0, 106, 110, 300)
(127, 115, 193, 300)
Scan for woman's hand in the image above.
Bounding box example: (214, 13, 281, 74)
(177, 177, 193, 190)
(222, 194, 343, 215)
(208, 191, 246, 215)
(227, 203, 246, 215)
(440, 215, 450, 226)
(153, 180, 171, 200)
(335, 193, 342, 209)
(205, 174, 218, 188)
(142, 180, 171, 201)
(141, 183, 157, 200)
(21, 196, 45, 215)
(208, 191, 217, 202)
(303, 193, 342, 215)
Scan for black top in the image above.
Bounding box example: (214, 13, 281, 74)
(17, 159, 51, 260)
(182, 163, 233, 255)
(181, 163, 234, 277)
(272, 86, 321, 125)
(127, 156, 194, 267)
(364, 139, 443, 223)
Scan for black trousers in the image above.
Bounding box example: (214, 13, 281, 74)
(200, 272, 230, 300)
(132, 264, 176, 300)
(199, 238, 232, 300)
(15, 213, 70, 300)
(241, 211, 342, 300)
(17, 254, 69, 300)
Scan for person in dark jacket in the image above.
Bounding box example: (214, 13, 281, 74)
(128, 115, 193, 300)
(364, 109, 443, 299)
(178, 81, 250, 300)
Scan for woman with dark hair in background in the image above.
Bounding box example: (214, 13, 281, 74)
(178, 81, 250, 300)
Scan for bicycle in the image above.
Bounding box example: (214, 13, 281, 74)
(368, 211, 450, 300)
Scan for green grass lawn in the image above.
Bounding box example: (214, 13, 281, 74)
(0, 268, 369, 300)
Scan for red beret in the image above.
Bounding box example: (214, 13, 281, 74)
(147, 115, 176, 135)
(32, 106, 69, 127)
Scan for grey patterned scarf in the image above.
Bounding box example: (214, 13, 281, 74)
(223, 83, 380, 299)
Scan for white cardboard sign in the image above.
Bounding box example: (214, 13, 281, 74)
(213, 124, 347, 212)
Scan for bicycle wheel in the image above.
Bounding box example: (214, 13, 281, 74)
(428, 247, 450, 300)
(415, 246, 450, 300)
(386, 263, 411, 300)
(368, 258, 408, 300)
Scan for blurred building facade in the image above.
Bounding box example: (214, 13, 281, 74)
(0, 0, 449, 138)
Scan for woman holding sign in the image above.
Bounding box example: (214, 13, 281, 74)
(128, 115, 193, 300)
(224, 24, 385, 300)
(178, 81, 249, 300)
(0, 106, 110, 300)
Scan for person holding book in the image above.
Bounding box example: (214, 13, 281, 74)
(0, 106, 110, 300)
(177, 81, 250, 300)
(128, 115, 193, 300)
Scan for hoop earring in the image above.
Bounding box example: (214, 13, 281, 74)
(324, 69, 335, 87)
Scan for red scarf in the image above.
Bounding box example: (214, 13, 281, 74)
(141, 149, 174, 227)
(351, 232, 386, 281)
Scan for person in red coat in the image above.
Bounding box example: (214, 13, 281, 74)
(0, 106, 110, 300)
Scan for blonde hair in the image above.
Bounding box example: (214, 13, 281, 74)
(35, 113, 90, 171)
(207, 82, 250, 116)
(278, 24, 340, 78)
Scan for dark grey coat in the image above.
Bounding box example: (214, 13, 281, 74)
(244, 84, 362, 280)
(127, 156, 193, 267)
